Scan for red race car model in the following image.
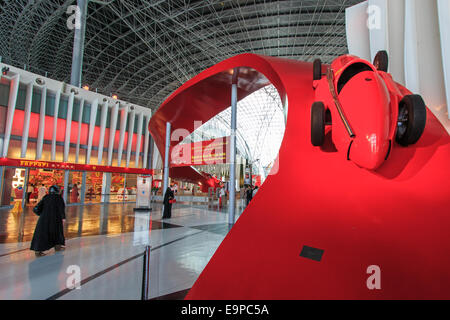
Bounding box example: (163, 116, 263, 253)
(311, 51, 427, 170)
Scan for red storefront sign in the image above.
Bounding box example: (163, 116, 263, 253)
(0, 158, 154, 175)
(170, 136, 230, 167)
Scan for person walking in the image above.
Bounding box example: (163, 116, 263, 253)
(70, 183, 79, 203)
(26, 184, 34, 204)
(252, 186, 259, 198)
(37, 184, 47, 203)
(162, 186, 175, 219)
(219, 187, 226, 209)
(245, 186, 253, 207)
(30, 185, 66, 257)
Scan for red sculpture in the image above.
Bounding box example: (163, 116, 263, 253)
(149, 53, 450, 299)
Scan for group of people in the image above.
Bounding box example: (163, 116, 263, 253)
(25, 184, 50, 204)
(245, 185, 259, 207)
(217, 184, 259, 209)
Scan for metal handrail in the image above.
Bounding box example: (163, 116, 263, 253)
(141, 245, 151, 300)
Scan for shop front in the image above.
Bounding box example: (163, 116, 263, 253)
(0, 158, 153, 209)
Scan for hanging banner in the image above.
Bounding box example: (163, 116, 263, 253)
(0, 158, 154, 175)
(170, 136, 230, 167)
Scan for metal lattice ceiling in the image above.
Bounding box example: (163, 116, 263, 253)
(0, 0, 364, 111)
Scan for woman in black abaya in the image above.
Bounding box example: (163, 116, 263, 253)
(30, 185, 66, 257)
(162, 187, 175, 219)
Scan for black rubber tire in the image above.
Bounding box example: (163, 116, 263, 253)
(311, 102, 325, 146)
(313, 59, 322, 80)
(373, 50, 389, 72)
(395, 95, 427, 146)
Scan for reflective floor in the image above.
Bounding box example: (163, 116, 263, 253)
(0, 201, 246, 300)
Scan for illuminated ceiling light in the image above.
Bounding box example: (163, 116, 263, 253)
(112, 94, 118, 100)
(35, 78, 46, 85)
(82, 85, 90, 90)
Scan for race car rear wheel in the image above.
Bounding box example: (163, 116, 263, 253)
(311, 102, 325, 146)
(396, 95, 427, 146)
(373, 50, 389, 72)
(313, 59, 322, 80)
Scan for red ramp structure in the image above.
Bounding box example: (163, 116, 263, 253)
(149, 54, 450, 299)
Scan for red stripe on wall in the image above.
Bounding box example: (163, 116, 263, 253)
(10, 109, 144, 152)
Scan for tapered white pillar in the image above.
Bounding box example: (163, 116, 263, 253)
(86, 99, 98, 164)
(51, 89, 61, 161)
(163, 122, 171, 195)
(143, 114, 151, 169)
(135, 112, 144, 168)
(63, 92, 75, 162)
(36, 86, 47, 160)
(97, 100, 109, 165)
(117, 106, 129, 166)
(107, 102, 119, 166)
(228, 68, 238, 226)
(75, 99, 85, 163)
(2, 74, 20, 158)
(126, 108, 136, 167)
(20, 83, 33, 158)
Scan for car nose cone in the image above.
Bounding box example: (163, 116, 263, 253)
(337, 70, 391, 170)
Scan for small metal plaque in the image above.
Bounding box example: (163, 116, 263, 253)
(300, 245, 324, 262)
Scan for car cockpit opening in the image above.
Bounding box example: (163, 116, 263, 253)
(337, 62, 373, 94)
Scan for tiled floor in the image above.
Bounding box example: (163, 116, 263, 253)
(0, 201, 246, 300)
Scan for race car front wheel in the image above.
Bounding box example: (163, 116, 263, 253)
(396, 95, 427, 146)
(311, 102, 325, 146)
(313, 59, 322, 80)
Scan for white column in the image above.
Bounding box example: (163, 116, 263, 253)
(228, 69, 238, 225)
(117, 105, 129, 166)
(70, 0, 88, 88)
(368, 0, 389, 63)
(2, 74, 20, 158)
(163, 122, 171, 194)
(97, 100, 109, 165)
(345, 1, 371, 61)
(406, 0, 448, 127)
(36, 86, 47, 160)
(345, 0, 450, 133)
(20, 83, 33, 158)
(63, 170, 69, 203)
(107, 102, 119, 166)
(152, 142, 162, 170)
(101, 172, 111, 203)
(86, 99, 99, 164)
(437, 0, 450, 120)
(63, 92, 75, 162)
(143, 114, 151, 169)
(126, 108, 136, 167)
(51, 89, 61, 161)
(135, 112, 144, 168)
(404, 0, 420, 94)
(386, 0, 406, 85)
(75, 99, 85, 163)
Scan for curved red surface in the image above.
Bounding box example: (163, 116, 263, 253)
(149, 53, 450, 299)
